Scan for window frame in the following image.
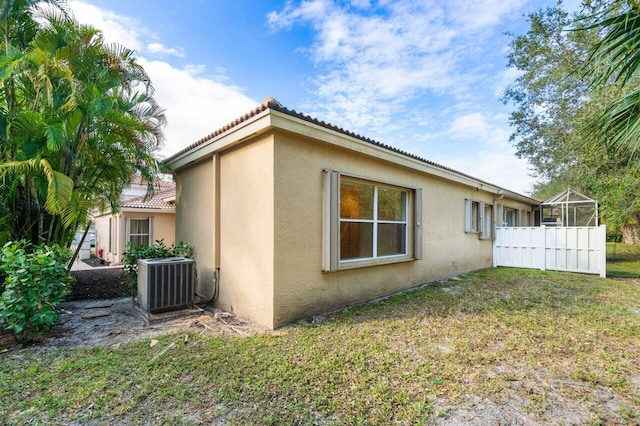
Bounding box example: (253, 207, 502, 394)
(465, 199, 482, 234)
(502, 207, 519, 227)
(480, 203, 493, 239)
(126, 217, 152, 249)
(339, 177, 409, 263)
(465, 199, 494, 239)
(323, 171, 422, 272)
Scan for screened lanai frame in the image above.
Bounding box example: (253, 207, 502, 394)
(540, 188, 599, 227)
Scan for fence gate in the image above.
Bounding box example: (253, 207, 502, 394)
(493, 225, 607, 277)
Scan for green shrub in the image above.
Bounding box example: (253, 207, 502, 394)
(0, 241, 74, 342)
(120, 239, 192, 296)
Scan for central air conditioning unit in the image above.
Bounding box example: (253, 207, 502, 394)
(137, 257, 195, 313)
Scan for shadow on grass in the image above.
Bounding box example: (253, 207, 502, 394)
(607, 242, 640, 278)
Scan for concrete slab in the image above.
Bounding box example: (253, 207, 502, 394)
(82, 310, 110, 319)
(134, 305, 205, 326)
(85, 301, 115, 309)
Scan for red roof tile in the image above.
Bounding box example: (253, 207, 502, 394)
(121, 186, 176, 210)
(129, 174, 175, 188)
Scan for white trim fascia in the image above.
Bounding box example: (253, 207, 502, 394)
(166, 107, 538, 205)
(269, 111, 537, 205)
(94, 207, 175, 218)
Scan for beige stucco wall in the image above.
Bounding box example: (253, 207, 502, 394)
(172, 127, 535, 329)
(175, 135, 276, 327)
(93, 214, 113, 262)
(217, 135, 275, 328)
(272, 132, 534, 327)
(175, 159, 215, 298)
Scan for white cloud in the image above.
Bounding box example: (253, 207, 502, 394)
(69, 1, 145, 51)
(270, 0, 535, 192)
(439, 111, 532, 194)
(67, 0, 258, 157)
(147, 42, 185, 57)
(140, 60, 257, 157)
(493, 67, 522, 98)
(350, 0, 371, 9)
(449, 113, 492, 140)
(268, 0, 525, 135)
(438, 149, 533, 196)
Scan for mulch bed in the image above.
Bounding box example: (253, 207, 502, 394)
(68, 268, 126, 301)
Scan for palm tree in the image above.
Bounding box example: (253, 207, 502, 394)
(0, 5, 165, 248)
(587, 1, 640, 157)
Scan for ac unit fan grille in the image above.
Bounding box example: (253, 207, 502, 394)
(138, 258, 195, 313)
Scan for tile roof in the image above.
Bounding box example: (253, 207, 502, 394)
(129, 174, 175, 188)
(121, 186, 176, 210)
(165, 97, 538, 203)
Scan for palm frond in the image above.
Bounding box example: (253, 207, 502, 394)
(587, 1, 640, 85)
(39, 159, 73, 214)
(588, 86, 640, 156)
(0, 158, 72, 214)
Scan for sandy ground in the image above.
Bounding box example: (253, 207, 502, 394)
(33, 298, 262, 352)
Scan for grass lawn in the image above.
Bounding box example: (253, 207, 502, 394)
(608, 242, 640, 278)
(1, 267, 640, 424)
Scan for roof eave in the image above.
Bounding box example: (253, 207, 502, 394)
(100, 207, 176, 214)
(269, 110, 538, 204)
(165, 106, 539, 205)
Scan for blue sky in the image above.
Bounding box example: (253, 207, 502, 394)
(67, 0, 580, 195)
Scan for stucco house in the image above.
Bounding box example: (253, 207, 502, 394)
(94, 177, 176, 265)
(165, 98, 539, 329)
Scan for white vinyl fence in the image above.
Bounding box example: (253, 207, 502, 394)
(493, 225, 607, 277)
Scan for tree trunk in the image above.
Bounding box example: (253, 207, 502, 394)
(621, 226, 640, 245)
(67, 225, 90, 271)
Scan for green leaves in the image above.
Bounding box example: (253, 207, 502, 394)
(505, 2, 640, 236)
(0, 240, 73, 342)
(0, 3, 165, 247)
(0, 158, 73, 214)
(43, 166, 73, 214)
(583, 1, 640, 159)
(587, 2, 640, 86)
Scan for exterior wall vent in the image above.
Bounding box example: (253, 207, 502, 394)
(137, 257, 195, 313)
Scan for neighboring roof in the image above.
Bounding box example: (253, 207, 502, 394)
(120, 186, 176, 210)
(129, 174, 175, 189)
(165, 97, 539, 205)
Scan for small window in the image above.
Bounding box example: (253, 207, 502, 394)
(466, 200, 493, 239)
(128, 218, 151, 248)
(503, 208, 519, 227)
(481, 203, 493, 239)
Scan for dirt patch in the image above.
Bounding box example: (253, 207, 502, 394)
(1, 265, 263, 352)
(28, 298, 263, 352)
(1, 267, 126, 351)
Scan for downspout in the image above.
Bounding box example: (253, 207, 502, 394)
(211, 153, 221, 302)
(195, 153, 221, 303)
(494, 190, 504, 229)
